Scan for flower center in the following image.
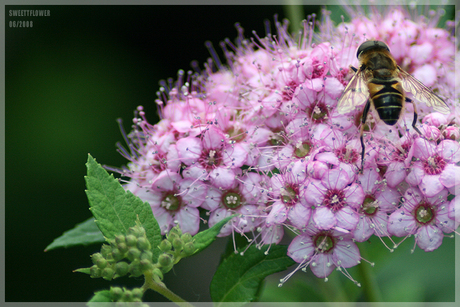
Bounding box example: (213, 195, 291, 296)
(323, 189, 346, 211)
(414, 201, 435, 224)
(361, 195, 379, 216)
(422, 154, 446, 175)
(226, 126, 246, 143)
(281, 184, 299, 206)
(282, 81, 298, 101)
(200, 149, 223, 170)
(334, 147, 359, 164)
(222, 191, 242, 210)
(309, 103, 328, 123)
(294, 141, 312, 158)
(314, 234, 334, 253)
(152, 153, 167, 173)
(160, 193, 181, 212)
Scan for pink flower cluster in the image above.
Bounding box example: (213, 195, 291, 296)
(111, 7, 459, 280)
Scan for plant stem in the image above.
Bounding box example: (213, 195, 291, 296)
(143, 272, 195, 307)
(357, 243, 383, 302)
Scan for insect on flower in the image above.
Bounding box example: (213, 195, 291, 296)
(337, 40, 450, 171)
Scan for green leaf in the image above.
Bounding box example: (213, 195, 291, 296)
(210, 244, 295, 305)
(44, 217, 104, 251)
(192, 215, 236, 255)
(74, 267, 91, 275)
(87, 290, 112, 304)
(85, 154, 162, 262)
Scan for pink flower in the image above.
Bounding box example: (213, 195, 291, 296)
(388, 187, 454, 252)
(406, 138, 460, 197)
(148, 170, 208, 235)
(304, 168, 364, 231)
(287, 219, 360, 279)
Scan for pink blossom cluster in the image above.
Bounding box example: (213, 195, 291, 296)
(111, 7, 459, 280)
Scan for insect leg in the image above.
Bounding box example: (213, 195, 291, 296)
(360, 99, 371, 173)
(405, 97, 422, 135)
(350, 66, 358, 73)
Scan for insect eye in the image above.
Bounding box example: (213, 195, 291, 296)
(356, 40, 390, 58)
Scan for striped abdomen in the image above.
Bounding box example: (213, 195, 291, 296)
(368, 79, 404, 126)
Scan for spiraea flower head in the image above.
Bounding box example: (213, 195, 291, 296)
(109, 5, 458, 283)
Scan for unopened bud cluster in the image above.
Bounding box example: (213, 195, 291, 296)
(89, 224, 153, 280)
(110, 286, 148, 305)
(157, 226, 196, 274)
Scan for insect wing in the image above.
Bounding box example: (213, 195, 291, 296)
(398, 67, 450, 114)
(336, 68, 369, 114)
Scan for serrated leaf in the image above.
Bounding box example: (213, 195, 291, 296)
(87, 290, 112, 304)
(210, 244, 295, 305)
(45, 217, 104, 251)
(85, 154, 162, 262)
(192, 215, 236, 255)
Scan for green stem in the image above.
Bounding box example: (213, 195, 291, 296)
(143, 272, 195, 307)
(283, 1, 305, 33)
(357, 243, 383, 302)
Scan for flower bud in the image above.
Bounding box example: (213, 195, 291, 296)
(183, 241, 196, 256)
(168, 226, 182, 237)
(122, 290, 133, 301)
(181, 233, 192, 243)
(101, 244, 112, 258)
(114, 261, 129, 277)
(110, 287, 123, 301)
(140, 250, 153, 262)
(117, 242, 129, 254)
(115, 234, 126, 245)
(128, 225, 146, 238)
(96, 258, 108, 269)
(91, 253, 103, 265)
(102, 267, 114, 280)
(127, 247, 141, 262)
(159, 239, 172, 252)
(172, 238, 183, 250)
(166, 232, 179, 243)
(137, 237, 151, 251)
(129, 260, 143, 277)
(90, 265, 102, 278)
(132, 288, 143, 299)
(158, 253, 173, 267)
(111, 247, 124, 262)
(139, 259, 153, 272)
(125, 234, 137, 247)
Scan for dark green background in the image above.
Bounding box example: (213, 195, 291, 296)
(5, 4, 455, 303)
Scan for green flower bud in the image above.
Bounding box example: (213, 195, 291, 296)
(129, 260, 143, 277)
(117, 242, 129, 254)
(126, 234, 137, 247)
(158, 253, 172, 267)
(115, 234, 126, 245)
(91, 253, 103, 265)
(168, 226, 182, 237)
(181, 233, 192, 243)
(139, 259, 153, 272)
(128, 225, 146, 238)
(110, 287, 123, 301)
(96, 258, 108, 269)
(102, 267, 114, 280)
(122, 290, 133, 301)
(90, 265, 102, 278)
(183, 241, 196, 256)
(111, 248, 124, 262)
(159, 239, 172, 252)
(172, 238, 183, 250)
(166, 232, 179, 243)
(132, 288, 143, 299)
(140, 250, 153, 262)
(137, 237, 151, 251)
(114, 261, 129, 277)
(101, 244, 112, 258)
(127, 247, 141, 262)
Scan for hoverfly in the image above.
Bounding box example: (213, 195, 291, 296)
(337, 40, 450, 171)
